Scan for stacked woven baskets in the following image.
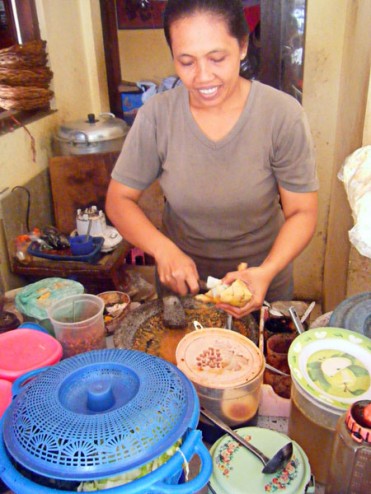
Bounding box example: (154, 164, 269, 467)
(0, 40, 53, 111)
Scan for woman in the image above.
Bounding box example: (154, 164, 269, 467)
(105, 0, 318, 318)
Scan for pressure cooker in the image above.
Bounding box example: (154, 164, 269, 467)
(53, 112, 129, 155)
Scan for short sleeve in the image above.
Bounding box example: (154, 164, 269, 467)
(271, 106, 319, 193)
(111, 107, 162, 190)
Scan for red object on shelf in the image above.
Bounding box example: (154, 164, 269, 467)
(0, 329, 63, 382)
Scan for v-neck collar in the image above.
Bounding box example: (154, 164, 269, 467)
(181, 80, 257, 150)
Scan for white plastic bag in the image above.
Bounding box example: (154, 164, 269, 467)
(136, 81, 157, 103)
(338, 145, 371, 258)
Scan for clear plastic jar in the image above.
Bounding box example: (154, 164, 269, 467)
(326, 400, 371, 494)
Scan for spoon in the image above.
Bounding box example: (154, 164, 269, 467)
(300, 301, 316, 324)
(288, 306, 306, 334)
(200, 408, 293, 474)
(265, 363, 290, 377)
(226, 313, 233, 330)
(263, 300, 283, 317)
(85, 219, 93, 243)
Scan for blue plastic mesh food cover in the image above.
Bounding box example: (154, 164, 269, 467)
(3, 349, 199, 481)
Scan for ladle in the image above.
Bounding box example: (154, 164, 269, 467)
(200, 408, 293, 474)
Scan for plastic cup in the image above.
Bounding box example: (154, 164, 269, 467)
(48, 294, 106, 358)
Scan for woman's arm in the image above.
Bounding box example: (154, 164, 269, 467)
(105, 179, 200, 295)
(220, 187, 318, 317)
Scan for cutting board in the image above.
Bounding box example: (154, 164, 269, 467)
(49, 152, 119, 234)
(49, 152, 164, 235)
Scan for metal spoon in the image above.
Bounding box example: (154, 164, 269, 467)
(85, 219, 93, 242)
(226, 314, 233, 330)
(263, 300, 283, 317)
(300, 301, 316, 324)
(200, 408, 293, 474)
(265, 363, 290, 377)
(288, 306, 306, 334)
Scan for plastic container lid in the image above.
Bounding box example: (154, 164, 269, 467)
(329, 291, 371, 337)
(3, 349, 199, 481)
(209, 426, 313, 494)
(288, 327, 371, 412)
(0, 379, 12, 418)
(0, 329, 63, 382)
(176, 328, 264, 389)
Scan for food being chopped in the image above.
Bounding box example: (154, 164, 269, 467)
(196, 279, 252, 307)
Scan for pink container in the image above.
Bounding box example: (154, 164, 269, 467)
(0, 329, 63, 382)
(0, 379, 12, 418)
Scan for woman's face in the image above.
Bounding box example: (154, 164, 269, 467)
(170, 12, 247, 109)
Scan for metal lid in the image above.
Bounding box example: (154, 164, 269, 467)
(209, 427, 313, 494)
(176, 328, 264, 389)
(55, 112, 129, 143)
(329, 291, 371, 337)
(288, 327, 371, 411)
(3, 349, 198, 481)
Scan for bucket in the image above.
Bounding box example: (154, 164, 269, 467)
(0, 349, 212, 494)
(48, 294, 106, 358)
(176, 326, 264, 429)
(287, 327, 371, 485)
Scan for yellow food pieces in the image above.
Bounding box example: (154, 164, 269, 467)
(196, 279, 252, 308)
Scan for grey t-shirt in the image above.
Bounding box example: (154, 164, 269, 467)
(112, 80, 318, 300)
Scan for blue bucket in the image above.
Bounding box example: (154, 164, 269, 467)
(0, 349, 212, 493)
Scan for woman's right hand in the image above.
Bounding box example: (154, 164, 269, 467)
(155, 242, 200, 296)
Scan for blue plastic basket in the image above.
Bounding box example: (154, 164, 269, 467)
(0, 349, 212, 493)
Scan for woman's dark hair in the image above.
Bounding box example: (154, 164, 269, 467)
(163, 0, 249, 49)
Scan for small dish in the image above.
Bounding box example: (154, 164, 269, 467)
(97, 291, 131, 335)
(69, 235, 95, 256)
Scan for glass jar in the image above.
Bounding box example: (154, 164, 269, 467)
(326, 400, 371, 494)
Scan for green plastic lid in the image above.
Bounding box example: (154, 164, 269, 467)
(209, 426, 313, 494)
(288, 327, 371, 411)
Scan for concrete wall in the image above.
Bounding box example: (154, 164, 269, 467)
(304, 0, 371, 310)
(0, 0, 109, 290)
(118, 29, 174, 84)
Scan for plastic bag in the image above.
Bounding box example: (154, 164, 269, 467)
(136, 80, 157, 103)
(338, 145, 371, 258)
(15, 278, 84, 320)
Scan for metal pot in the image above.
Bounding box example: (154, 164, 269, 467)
(53, 112, 129, 155)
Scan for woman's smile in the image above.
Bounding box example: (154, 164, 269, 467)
(170, 12, 246, 109)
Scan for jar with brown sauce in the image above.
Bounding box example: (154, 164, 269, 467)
(287, 327, 371, 486)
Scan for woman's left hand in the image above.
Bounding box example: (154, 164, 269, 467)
(216, 266, 272, 318)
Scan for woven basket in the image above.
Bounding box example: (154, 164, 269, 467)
(0, 40, 53, 111)
(0, 67, 53, 88)
(0, 40, 47, 69)
(0, 85, 53, 111)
